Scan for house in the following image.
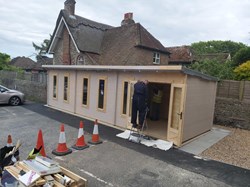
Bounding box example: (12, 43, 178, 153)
(166, 46, 231, 65)
(10, 56, 36, 72)
(48, 1, 170, 66)
(10, 56, 52, 73)
(166, 46, 194, 65)
(44, 0, 218, 147)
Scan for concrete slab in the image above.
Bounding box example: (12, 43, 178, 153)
(179, 127, 231, 155)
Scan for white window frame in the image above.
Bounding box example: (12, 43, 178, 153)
(153, 52, 160, 64)
(97, 77, 107, 112)
(63, 74, 70, 103)
(82, 76, 89, 107)
(121, 81, 129, 116)
(52, 74, 58, 100)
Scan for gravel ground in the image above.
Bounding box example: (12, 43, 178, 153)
(200, 125, 250, 170)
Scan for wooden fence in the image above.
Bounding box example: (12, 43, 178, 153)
(217, 80, 250, 102)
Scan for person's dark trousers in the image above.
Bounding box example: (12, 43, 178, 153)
(131, 95, 146, 126)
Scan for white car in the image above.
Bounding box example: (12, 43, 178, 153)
(0, 85, 25, 106)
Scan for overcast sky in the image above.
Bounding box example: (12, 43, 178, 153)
(0, 0, 250, 61)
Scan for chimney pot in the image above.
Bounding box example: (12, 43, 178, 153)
(124, 13, 133, 20)
(121, 12, 135, 26)
(64, 0, 76, 15)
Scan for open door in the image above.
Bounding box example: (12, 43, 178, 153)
(167, 84, 185, 146)
(126, 81, 137, 128)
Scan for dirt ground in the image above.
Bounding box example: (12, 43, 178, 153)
(200, 125, 250, 170)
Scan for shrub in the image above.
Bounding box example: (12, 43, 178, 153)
(234, 61, 250, 80)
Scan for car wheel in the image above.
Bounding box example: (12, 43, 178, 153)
(9, 96, 21, 106)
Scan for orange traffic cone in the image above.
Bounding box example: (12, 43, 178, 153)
(7, 135, 13, 147)
(52, 124, 72, 156)
(88, 119, 103, 145)
(36, 129, 46, 157)
(72, 121, 89, 150)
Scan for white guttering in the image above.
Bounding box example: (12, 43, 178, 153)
(42, 65, 183, 72)
(42, 65, 217, 81)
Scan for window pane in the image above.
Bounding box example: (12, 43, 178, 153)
(153, 52, 160, 64)
(122, 82, 128, 114)
(53, 76, 57, 98)
(98, 79, 105, 109)
(82, 78, 88, 105)
(64, 76, 68, 101)
(171, 87, 181, 130)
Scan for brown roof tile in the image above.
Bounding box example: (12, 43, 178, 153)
(10, 57, 36, 69)
(166, 46, 193, 64)
(136, 24, 168, 54)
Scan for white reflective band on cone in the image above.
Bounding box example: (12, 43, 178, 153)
(59, 132, 66, 143)
(93, 125, 99, 134)
(78, 128, 83, 138)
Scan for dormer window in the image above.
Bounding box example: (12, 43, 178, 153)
(153, 52, 160, 64)
(77, 55, 85, 65)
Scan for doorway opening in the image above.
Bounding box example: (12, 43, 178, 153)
(144, 82, 171, 140)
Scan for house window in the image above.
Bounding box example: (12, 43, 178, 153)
(82, 77, 89, 106)
(153, 52, 160, 64)
(63, 75, 69, 102)
(98, 78, 106, 110)
(122, 81, 128, 115)
(77, 55, 85, 65)
(52, 75, 57, 99)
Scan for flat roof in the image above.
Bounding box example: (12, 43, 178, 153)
(42, 65, 218, 81)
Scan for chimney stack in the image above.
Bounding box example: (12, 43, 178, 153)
(64, 0, 76, 15)
(121, 13, 135, 26)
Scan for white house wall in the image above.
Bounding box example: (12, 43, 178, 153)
(48, 70, 76, 113)
(74, 71, 118, 125)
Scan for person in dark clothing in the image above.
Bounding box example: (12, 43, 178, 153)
(131, 80, 148, 129)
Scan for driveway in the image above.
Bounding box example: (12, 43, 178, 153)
(0, 102, 249, 187)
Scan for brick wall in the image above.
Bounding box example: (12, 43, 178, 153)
(63, 29, 70, 65)
(214, 97, 250, 130)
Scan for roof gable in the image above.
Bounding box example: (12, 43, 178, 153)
(136, 24, 169, 54)
(48, 10, 113, 54)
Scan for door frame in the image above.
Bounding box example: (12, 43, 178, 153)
(167, 83, 185, 146)
(126, 80, 137, 128)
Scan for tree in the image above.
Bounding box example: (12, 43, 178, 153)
(232, 47, 250, 67)
(32, 35, 51, 61)
(0, 52, 11, 70)
(189, 40, 249, 80)
(0, 52, 22, 72)
(191, 40, 247, 57)
(234, 60, 250, 80)
(189, 59, 235, 80)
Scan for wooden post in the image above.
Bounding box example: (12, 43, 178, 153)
(227, 80, 230, 98)
(239, 80, 245, 101)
